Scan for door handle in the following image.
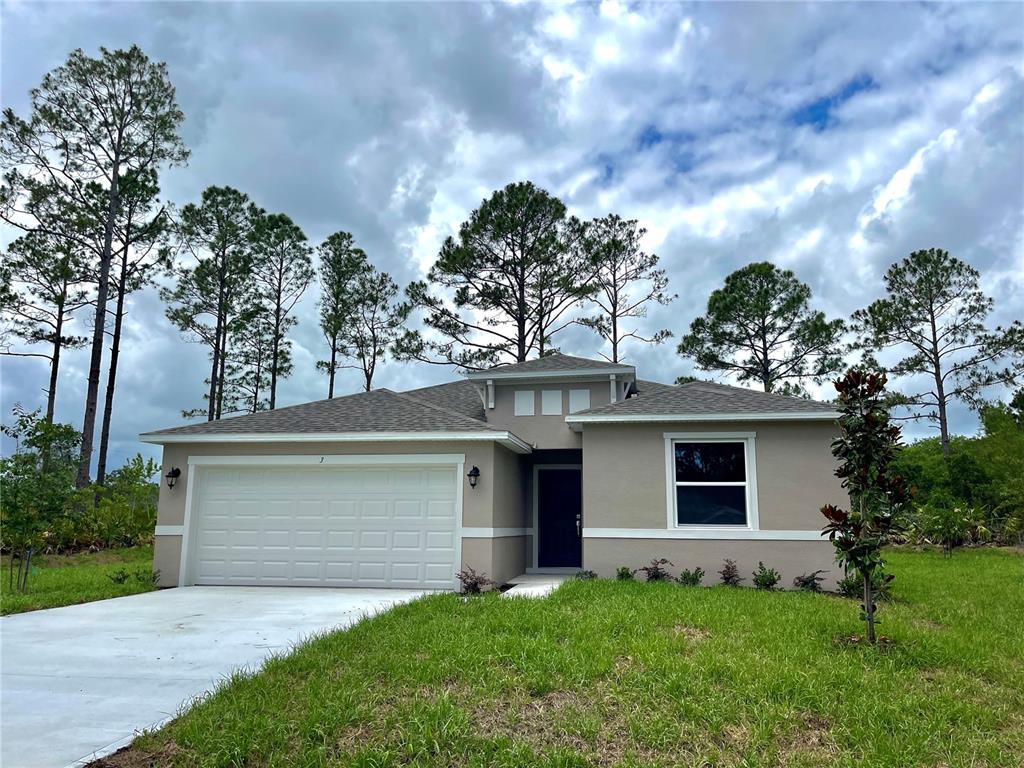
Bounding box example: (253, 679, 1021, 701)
(576, 514, 581, 537)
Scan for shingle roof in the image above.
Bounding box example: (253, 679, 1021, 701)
(466, 352, 634, 377)
(402, 379, 485, 422)
(141, 387, 496, 437)
(573, 380, 837, 418)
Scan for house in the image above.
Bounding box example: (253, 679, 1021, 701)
(141, 354, 845, 590)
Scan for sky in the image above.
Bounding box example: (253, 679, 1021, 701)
(1, 1, 1022, 473)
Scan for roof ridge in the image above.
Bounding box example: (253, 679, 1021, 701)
(686, 380, 833, 406)
(389, 388, 498, 431)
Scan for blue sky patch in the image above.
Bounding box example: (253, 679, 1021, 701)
(790, 73, 878, 130)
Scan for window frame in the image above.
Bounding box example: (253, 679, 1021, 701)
(514, 390, 535, 416)
(663, 432, 759, 531)
(541, 389, 563, 415)
(568, 388, 591, 414)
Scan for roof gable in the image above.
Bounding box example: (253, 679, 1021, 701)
(465, 352, 635, 380)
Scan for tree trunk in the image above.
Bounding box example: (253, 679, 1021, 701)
(77, 162, 121, 489)
(611, 311, 619, 364)
(269, 305, 281, 410)
(46, 299, 64, 424)
(935, 375, 950, 458)
(863, 571, 876, 644)
(328, 343, 337, 399)
(96, 253, 129, 487)
(207, 310, 222, 421)
(216, 318, 228, 419)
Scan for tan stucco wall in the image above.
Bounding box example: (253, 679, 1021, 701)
(584, 539, 838, 589)
(581, 421, 845, 530)
(486, 381, 613, 449)
(153, 439, 528, 587)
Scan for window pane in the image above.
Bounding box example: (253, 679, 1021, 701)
(676, 486, 747, 526)
(675, 442, 745, 483)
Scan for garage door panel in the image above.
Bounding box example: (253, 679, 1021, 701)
(190, 463, 458, 588)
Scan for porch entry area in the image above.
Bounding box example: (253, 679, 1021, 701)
(533, 464, 582, 569)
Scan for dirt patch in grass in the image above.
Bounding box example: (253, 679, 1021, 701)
(87, 740, 180, 768)
(777, 713, 838, 767)
(672, 624, 710, 641)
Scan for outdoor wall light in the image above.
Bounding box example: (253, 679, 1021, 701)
(466, 466, 480, 489)
(165, 467, 182, 489)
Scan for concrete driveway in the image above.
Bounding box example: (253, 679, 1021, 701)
(1, 586, 427, 768)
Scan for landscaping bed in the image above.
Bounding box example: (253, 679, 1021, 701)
(1, 545, 157, 615)
(95, 548, 1023, 767)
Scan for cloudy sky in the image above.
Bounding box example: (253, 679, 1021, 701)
(2, 1, 1022, 472)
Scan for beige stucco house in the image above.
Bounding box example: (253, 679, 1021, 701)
(141, 354, 845, 590)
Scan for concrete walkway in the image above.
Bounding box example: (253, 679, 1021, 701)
(502, 573, 571, 598)
(0, 586, 427, 768)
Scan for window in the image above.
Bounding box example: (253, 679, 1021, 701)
(541, 390, 562, 415)
(514, 390, 535, 416)
(667, 437, 754, 527)
(568, 389, 591, 413)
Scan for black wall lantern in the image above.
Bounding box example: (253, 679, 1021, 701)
(165, 467, 182, 489)
(466, 465, 480, 489)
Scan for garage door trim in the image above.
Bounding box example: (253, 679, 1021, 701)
(179, 453, 465, 588)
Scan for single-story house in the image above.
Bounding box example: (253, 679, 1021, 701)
(141, 354, 845, 590)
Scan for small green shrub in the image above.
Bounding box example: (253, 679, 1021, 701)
(107, 568, 131, 585)
(616, 566, 635, 581)
(837, 570, 894, 601)
(135, 568, 160, 585)
(718, 558, 744, 587)
(456, 567, 496, 594)
(793, 570, 827, 592)
(675, 567, 705, 587)
(638, 558, 673, 582)
(575, 569, 598, 581)
(752, 562, 781, 590)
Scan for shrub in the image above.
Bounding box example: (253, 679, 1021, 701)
(910, 503, 990, 556)
(616, 566, 635, 581)
(752, 562, 781, 590)
(675, 567, 705, 587)
(107, 568, 131, 585)
(837, 569, 893, 601)
(718, 558, 743, 586)
(638, 558, 673, 582)
(456, 567, 496, 594)
(793, 570, 828, 592)
(135, 568, 160, 585)
(575, 569, 598, 581)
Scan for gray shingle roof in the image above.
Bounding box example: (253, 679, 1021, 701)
(467, 352, 634, 377)
(573, 380, 837, 418)
(141, 387, 496, 437)
(402, 379, 485, 421)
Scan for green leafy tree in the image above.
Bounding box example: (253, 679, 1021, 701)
(852, 248, 1024, 458)
(821, 369, 911, 644)
(678, 262, 845, 395)
(0, 407, 80, 592)
(0, 231, 90, 422)
(251, 212, 314, 409)
(345, 266, 409, 391)
(579, 214, 674, 362)
(396, 181, 593, 369)
(1, 45, 188, 487)
(316, 232, 368, 398)
(94, 454, 160, 549)
(222, 302, 276, 415)
(163, 187, 260, 420)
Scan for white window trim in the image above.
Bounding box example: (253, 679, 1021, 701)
(514, 390, 535, 416)
(663, 431, 759, 531)
(541, 389, 562, 415)
(568, 388, 591, 414)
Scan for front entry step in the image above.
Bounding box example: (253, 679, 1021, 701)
(502, 573, 571, 598)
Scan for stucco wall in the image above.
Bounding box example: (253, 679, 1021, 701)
(579, 420, 844, 589)
(153, 439, 527, 587)
(486, 381, 613, 449)
(581, 421, 845, 530)
(584, 539, 837, 588)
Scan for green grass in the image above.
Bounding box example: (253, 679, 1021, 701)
(104, 548, 1023, 768)
(1, 545, 157, 615)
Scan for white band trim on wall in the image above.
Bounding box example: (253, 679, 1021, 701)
(583, 528, 824, 541)
(154, 525, 184, 536)
(461, 527, 534, 538)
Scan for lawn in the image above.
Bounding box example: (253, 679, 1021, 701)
(0, 545, 157, 615)
(99, 548, 1023, 768)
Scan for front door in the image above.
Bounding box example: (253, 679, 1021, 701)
(536, 467, 582, 568)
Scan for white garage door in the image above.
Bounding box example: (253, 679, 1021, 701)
(187, 461, 459, 589)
